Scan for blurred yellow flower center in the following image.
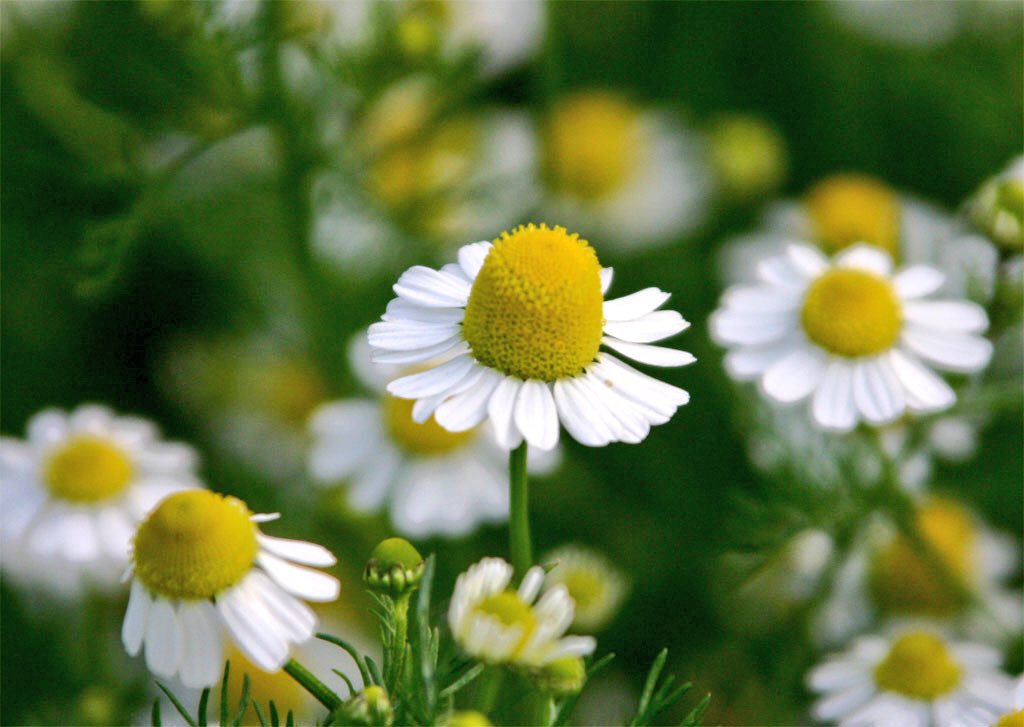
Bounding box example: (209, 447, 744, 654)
(463, 224, 604, 381)
(396, 1, 448, 56)
(562, 570, 604, 614)
(133, 490, 258, 600)
(225, 646, 304, 722)
(707, 115, 787, 200)
(996, 709, 1024, 727)
(45, 436, 134, 503)
(805, 174, 901, 257)
(870, 498, 975, 617)
(264, 361, 326, 427)
(545, 92, 640, 200)
(873, 631, 962, 700)
(475, 592, 537, 655)
(801, 269, 902, 357)
(384, 395, 475, 456)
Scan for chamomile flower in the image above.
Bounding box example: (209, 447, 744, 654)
(711, 243, 993, 431)
(122, 490, 340, 688)
(807, 629, 1016, 726)
(542, 544, 629, 632)
(954, 676, 1024, 727)
(542, 91, 711, 252)
(308, 336, 559, 539)
(0, 405, 200, 595)
(448, 557, 595, 667)
(368, 223, 695, 451)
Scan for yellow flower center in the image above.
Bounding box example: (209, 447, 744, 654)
(996, 709, 1024, 727)
(544, 92, 640, 201)
(805, 174, 901, 257)
(396, 0, 448, 57)
(45, 436, 135, 503)
(801, 268, 902, 357)
(263, 361, 325, 427)
(869, 498, 975, 617)
(383, 395, 475, 456)
(562, 570, 604, 615)
(462, 224, 604, 381)
(475, 591, 537, 655)
(133, 490, 259, 600)
(873, 631, 962, 700)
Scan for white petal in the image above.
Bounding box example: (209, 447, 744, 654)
(786, 244, 829, 278)
(603, 310, 690, 343)
(371, 338, 468, 366)
(548, 635, 596, 659)
(591, 354, 690, 413)
(383, 298, 464, 325)
(245, 570, 316, 643)
(348, 445, 401, 512)
(434, 368, 504, 432)
(603, 288, 671, 321)
(257, 551, 339, 602)
(709, 308, 797, 346)
(761, 346, 828, 403)
(514, 381, 559, 451)
(178, 601, 223, 689)
(812, 360, 857, 431)
(458, 241, 492, 280)
(903, 300, 989, 333)
(217, 586, 289, 671)
(756, 255, 807, 288)
(806, 660, 866, 692)
(367, 321, 461, 351)
(575, 374, 649, 444)
(61, 510, 100, 562)
(723, 337, 800, 380)
(393, 265, 472, 308)
(518, 567, 545, 603)
(722, 285, 802, 313)
(893, 265, 945, 299)
(27, 409, 69, 446)
(601, 337, 696, 367)
(852, 358, 905, 424)
(902, 328, 993, 373)
(834, 244, 893, 276)
(96, 505, 135, 559)
(600, 267, 613, 293)
(258, 535, 336, 567)
(69, 404, 115, 434)
(122, 580, 153, 656)
(387, 355, 476, 399)
(552, 380, 612, 447)
(145, 599, 183, 678)
(488, 377, 524, 449)
(888, 349, 955, 412)
(812, 681, 875, 721)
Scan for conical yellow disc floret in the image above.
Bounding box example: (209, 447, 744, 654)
(45, 436, 134, 503)
(805, 174, 901, 257)
(801, 269, 902, 358)
(873, 631, 962, 700)
(463, 224, 604, 381)
(133, 490, 258, 600)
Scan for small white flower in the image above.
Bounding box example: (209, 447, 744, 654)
(122, 490, 340, 688)
(308, 336, 559, 539)
(368, 224, 695, 451)
(542, 544, 629, 633)
(712, 242, 993, 431)
(542, 91, 711, 252)
(0, 405, 200, 595)
(448, 557, 595, 667)
(807, 629, 1016, 726)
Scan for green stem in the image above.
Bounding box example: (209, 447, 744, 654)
(283, 658, 343, 711)
(509, 442, 532, 576)
(474, 666, 504, 715)
(386, 594, 411, 692)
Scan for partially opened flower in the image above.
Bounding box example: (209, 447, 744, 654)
(368, 223, 694, 450)
(711, 243, 992, 431)
(807, 629, 1016, 726)
(542, 544, 629, 632)
(0, 405, 200, 595)
(448, 557, 595, 667)
(122, 490, 340, 688)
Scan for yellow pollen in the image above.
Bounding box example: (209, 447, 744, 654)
(475, 592, 537, 655)
(996, 709, 1024, 727)
(463, 224, 604, 381)
(562, 570, 605, 614)
(869, 498, 975, 617)
(384, 395, 475, 456)
(133, 490, 258, 600)
(801, 268, 902, 357)
(805, 174, 901, 257)
(874, 631, 962, 700)
(544, 92, 641, 201)
(45, 436, 134, 503)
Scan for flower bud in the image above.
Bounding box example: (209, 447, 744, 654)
(337, 685, 393, 727)
(364, 537, 425, 597)
(442, 711, 493, 727)
(532, 656, 587, 696)
(969, 157, 1024, 251)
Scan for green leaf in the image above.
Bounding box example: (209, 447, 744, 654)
(232, 674, 251, 727)
(269, 700, 280, 727)
(332, 669, 356, 697)
(151, 699, 161, 727)
(681, 693, 711, 726)
(252, 701, 269, 727)
(632, 649, 668, 725)
(220, 661, 231, 727)
(317, 633, 371, 687)
(438, 663, 485, 699)
(365, 655, 384, 686)
(155, 682, 197, 727)
(197, 686, 211, 727)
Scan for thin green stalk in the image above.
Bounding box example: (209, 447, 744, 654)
(283, 659, 343, 711)
(509, 442, 532, 576)
(386, 594, 411, 692)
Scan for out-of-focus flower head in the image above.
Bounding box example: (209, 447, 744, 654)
(541, 544, 630, 633)
(969, 156, 1024, 253)
(706, 113, 788, 204)
(541, 90, 712, 253)
(826, 0, 1023, 49)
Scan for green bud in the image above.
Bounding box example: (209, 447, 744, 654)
(532, 656, 587, 696)
(336, 685, 393, 727)
(969, 159, 1024, 251)
(442, 711, 493, 727)
(364, 537, 425, 597)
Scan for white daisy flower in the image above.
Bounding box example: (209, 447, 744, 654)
(308, 336, 559, 539)
(368, 223, 695, 451)
(542, 544, 630, 633)
(954, 676, 1024, 727)
(448, 557, 595, 667)
(807, 628, 1016, 726)
(122, 489, 340, 688)
(542, 91, 711, 253)
(0, 405, 200, 595)
(711, 242, 993, 432)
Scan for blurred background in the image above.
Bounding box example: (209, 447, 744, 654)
(2, 1, 1021, 724)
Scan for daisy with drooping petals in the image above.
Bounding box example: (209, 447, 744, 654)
(807, 629, 1016, 726)
(448, 557, 595, 667)
(368, 223, 694, 451)
(0, 404, 201, 595)
(308, 335, 559, 539)
(122, 489, 340, 688)
(711, 243, 993, 431)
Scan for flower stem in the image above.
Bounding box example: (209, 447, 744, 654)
(509, 442, 532, 576)
(385, 594, 411, 692)
(283, 658, 343, 711)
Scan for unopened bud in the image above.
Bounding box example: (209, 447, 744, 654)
(364, 537, 425, 597)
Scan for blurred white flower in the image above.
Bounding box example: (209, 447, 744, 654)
(827, 0, 1022, 49)
(706, 113, 788, 203)
(0, 405, 200, 596)
(542, 544, 630, 632)
(308, 335, 559, 539)
(541, 90, 712, 253)
(807, 628, 1016, 726)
